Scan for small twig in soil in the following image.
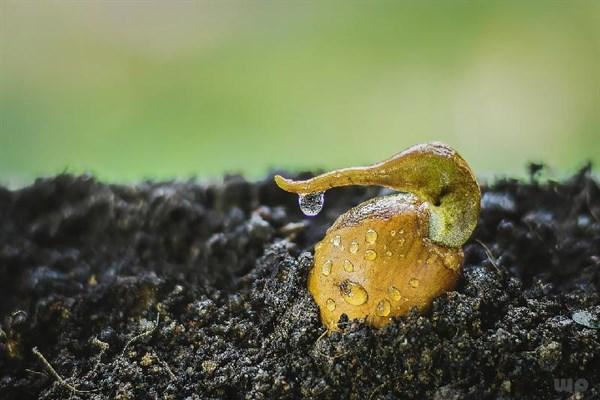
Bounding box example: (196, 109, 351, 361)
(120, 312, 160, 358)
(314, 344, 350, 361)
(157, 356, 177, 382)
(31, 347, 98, 394)
(11, 310, 27, 319)
(315, 329, 328, 344)
(312, 322, 354, 355)
(24, 368, 48, 378)
(89, 337, 109, 376)
(475, 239, 501, 274)
(369, 381, 388, 400)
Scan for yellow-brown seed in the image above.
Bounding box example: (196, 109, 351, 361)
(274, 142, 480, 331)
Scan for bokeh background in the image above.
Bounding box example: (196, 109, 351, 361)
(1, 1, 599, 187)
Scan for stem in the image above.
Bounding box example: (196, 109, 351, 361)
(274, 142, 480, 247)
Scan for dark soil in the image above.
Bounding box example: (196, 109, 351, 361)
(0, 167, 599, 400)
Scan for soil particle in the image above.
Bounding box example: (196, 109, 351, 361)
(0, 167, 599, 399)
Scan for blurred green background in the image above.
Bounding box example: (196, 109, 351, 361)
(1, 1, 599, 187)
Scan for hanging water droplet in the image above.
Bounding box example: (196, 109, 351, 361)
(343, 259, 354, 272)
(365, 229, 378, 244)
(409, 278, 420, 288)
(349, 241, 359, 254)
(298, 192, 324, 216)
(321, 260, 332, 276)
(326, 298, 336, 311)
(364, 249, 377, 261)
(376, 299, 391, 317)
(388, 286, 402, 301)
(386, 250, 393, 257)
(390, 230, 396, 237)
(339, 280, 368, 305)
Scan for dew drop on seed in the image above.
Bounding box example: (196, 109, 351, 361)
(298, 192, 324, 216)
(321, 260, 332, 276)
(349, 241, 359, 254)
(364, 249, 377, 261)
(343, 259, 354, 272)
(366, 229, 378, 244)
(331, 235, 342, 247)
(376, 299, 391, 317)
(409, 278, 420, 288)
(340, 280, 368, 305)
(388, 286, 402, 301)
(326, 298, 336, 311)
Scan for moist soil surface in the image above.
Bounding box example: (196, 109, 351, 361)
(0, 167, 599, 400)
